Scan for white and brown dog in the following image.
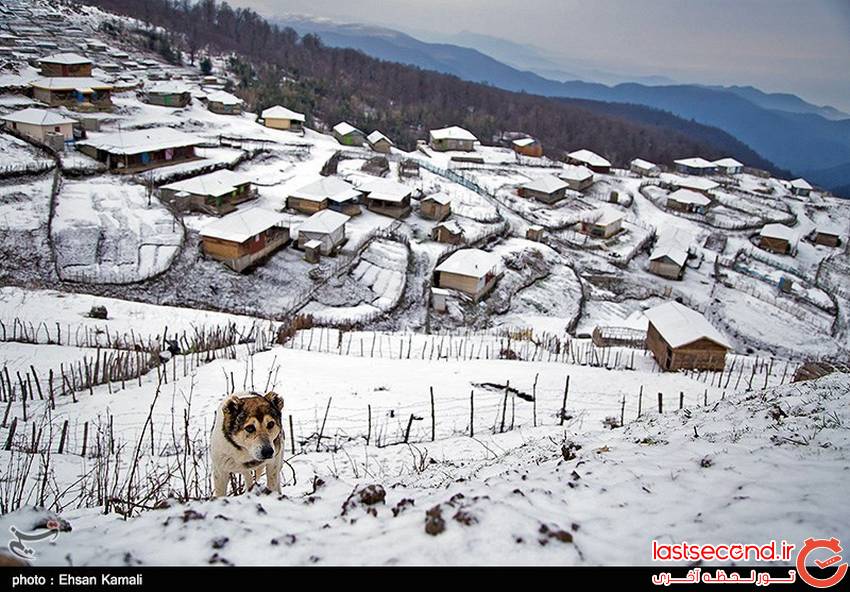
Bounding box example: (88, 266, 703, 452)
(210, 391, 285, 497)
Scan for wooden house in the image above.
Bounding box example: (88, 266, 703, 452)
(789, 178, 812, 197)
(431, 220, 465, 245)
(296, 209, 349, 255)
(199, 208, 289, 272)
(674, 157, 717, 176)
(366, 130, 394, 154)
(649, 238, 689, 280)
(512, 137, 542, 157)
(2, 107, 75, 142)
(666, 188, 711, 214)
(559, 165, 594, 191)
(434, 249, 501, 301)
(359, 178, 412, 218)
(288, 177, 361, 216)
(526, 225, 544, 242)
(145, 82, 192, 108)
(429, 126, 477, 152)
(77, 127, 199, 172)
(758, 223, 797, 255)
(205, 90, 243, 115)
(712, 157, 744, 175)
(630, 158, 659, 177)
(159, 169, 256, 216)
(566, 149, 611, 174)
(30, 77, 113, 110)
(39, 52, 92, 77)
(579, 208, 623, 239)
(518, 175, 569, 204)
(419, 193, 452, 221)
(261, 105, 305, 132)
(812, 224, 842, 247)
(644, 301, 730, 371)
(332, 121, 365, 146)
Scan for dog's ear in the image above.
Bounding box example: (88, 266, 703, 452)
(264, 391, 284, 412)
(223, 395, 243, 418)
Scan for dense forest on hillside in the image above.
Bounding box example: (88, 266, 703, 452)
(83, 0, 779, 171)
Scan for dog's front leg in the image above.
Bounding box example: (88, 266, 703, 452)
(267, 459, 282, 494)
(212, 468, 229, 498)
(240, 470, 256, 492)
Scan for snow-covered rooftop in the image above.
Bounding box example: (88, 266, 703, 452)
(660, 173, 719, 193)
(521, 174, 568, 194)
(39, 52, 90, 65)
(790, 178, 813, 190)
(429, 125, 477, 142)
(333, 121, 361, 136)
(645, 301, 731, 349)
(298, 209, 349, 234)
(30, 76, 113, 90)
(435, 248, 500, 278)
(199, 208, 284, 243)
(261, 105, 305, 121)
(760, 223, 797, 242)
(512, 137, 538, 147)
(668, 188, 711, 206)
(2, 107, 75, 126)
(592, 207, 624, 226)
(146, 82, 192, 95)
(160, 169, 251, 198)
(359, 178, 412, 203)
(649, 228, 692, 266)
(291, 177, 360, 203)
(567, 149, 611, 168)
(423, 192, 451, 205)
(77, 127, 200, 155)
(630, 158, 658, 170)
(366, 130, 393, 145)
(205, 90, 243, 105)
(559, 164, 594, 182)
(674, 157, 716, 169)
(713, 157, 743, 168)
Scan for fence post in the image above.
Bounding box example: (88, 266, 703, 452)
(430, 387, 435, 442)
(469, 390, 474, 437)
(638, 386, 643, 417)
(560, 375, 570, 426)
(658, 392, 663, 414)
(679, 391, 684, 410)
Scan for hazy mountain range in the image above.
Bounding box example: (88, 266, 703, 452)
(274, 15, 850, 196)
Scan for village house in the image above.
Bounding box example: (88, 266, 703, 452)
(559, 165, 595, 191)
(288, 177, 361, 216)
(526, 225, 544, 242)
(419, 193, 452, 221)
(566, 149, 611, 174)
(158, 169, 256, 216)
(145, 82, 192, 108)
(429, 126, 477, 152)
(648, 230, 691, 280)
(512, 137, 543, 157)
(366, 130, 394, 154)
(812, 224, 842, 248)
(332, 121, 365, 146)
(434, 249, 501, 301)
(630, 158, 660, 177)
(674, 157, 717, 176)
(199, 208, 290, 272)
(30, 77, 113, 110)
(76, 127, 200, 172)
(359, 178, 412, 218)
(205, 90, 243, 115)
(518, 175, 569, 204)
(579, 208, 624, 239)
(789, 178, 813, 197)
(296, 209, 349, 255)
(39, 52, 92, 77)
(759, 223, 797, 255)
(644, 301, 731, 371)
(2, 107, 76, 142)
(660, 173, 720, 195)
(713, 157, 744, 175)
(666, 188, 711, 214)
(260, 105, 305, 132)
(431, 220, 465, 245)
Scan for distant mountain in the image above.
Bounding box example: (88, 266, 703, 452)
(273, 15, 850, 195)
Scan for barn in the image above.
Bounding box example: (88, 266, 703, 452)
(759, 223, 797, 255)
(296, 209, 349, 255)
(261, 105, 305, 132)
(566, 149, 611, 174)
(77, 127, 200, 172)
(644, 301, 731, 371)
(199, 208, 290, 272)
(429, 126, 477, 152)
(2, 107, 76, 142)
(812, 224, 842, 247)
(159, 169, 256, 216)
(434, 249, 501, 301)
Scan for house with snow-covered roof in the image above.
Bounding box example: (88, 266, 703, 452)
(674, 157, 717, 176)
(359, 178, 412, 218)
(261, 105, 305, 132)
(811, 223, 843, 248)
(30, 76, 113, 109)
(145, 82, 192, 108)
(712, 157, 744, 175)
(2, 107, 76, 142)
(431, 220, 465, 245)
(518, 174, 569, 204)
(512, 136, 543, 157)
(288, 177, 361, 216)
(420, 193, 452, 221)
(429, 126, 477, 152)
(205, 90, 243, 115)
(76, 127, 200, 172)
(39, 52, 92, 77)
(366, 130, 394, 154)
(789, 178, 812, 197)
(159, 169, 256, 216)
(559, 165, 595, 191)
(566, 149, 611, 174)
(295, 209, 349, 256)
(333, 121, 365, 146)
(630, 158, 659, 177)
(644, 301, 730, 371)
(579, 208, 623, 239)
(434, 248, 501, 301)
(648, 229, 692, 280)
(199, 208, 289, 272)
(758, 223, 797, 255)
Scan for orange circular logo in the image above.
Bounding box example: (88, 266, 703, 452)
(796, 538, 848, 589)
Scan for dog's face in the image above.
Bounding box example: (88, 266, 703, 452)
(222, 392, 284, 461)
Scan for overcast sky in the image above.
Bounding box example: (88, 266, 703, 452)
(232, 0, 850, 112)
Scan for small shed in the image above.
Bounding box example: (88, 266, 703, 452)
(431, 220, 465, 245)
(359, 178, 412, 218)
(303, 239, 323, 263)
(434, 249, 501, 301)
(77, 127, 199, 172)
(2, 107, 76, 142)
(261, 105, 305, 132)
(145, 82, 192, 108)
(332, 121, 365, 146)
(713, 157, 744, 175)
(630, 158, 659, 177)
(512, 137, 542, 157)
(518, 175, 569, 204)
(39, 52, 92, 77)
(159, 169, 255, 215)
(420, 193, 452, 221)
(566, 149, 611, 174)
(526, 225, 544, 242)
(666, 188, 711, 214)
(759, 223, 797, 255)
(674, 157, 717, 176)
(431, 287, 450, 312)
(429, 126, 477, 152)
(559, 165, 594, 191)
(580, 208, 623, 239)
(205, 90, 243, 115)
(199, 208, 289, 272)
(366, 130, 394, 154)
(644, 301, 730, 371)
(789, 178, 812, 197)
(297, 209, 349, 255)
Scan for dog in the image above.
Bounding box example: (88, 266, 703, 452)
(210, 391, 284, 497)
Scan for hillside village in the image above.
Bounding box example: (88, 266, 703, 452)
(0, 0, 848, 566)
